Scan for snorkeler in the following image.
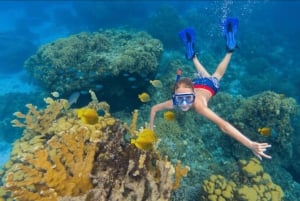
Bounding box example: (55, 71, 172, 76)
(149, 17, 272, 160)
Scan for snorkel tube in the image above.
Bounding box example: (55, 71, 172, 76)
(176, 68, 182, 82)
(173, 68, 182, 106)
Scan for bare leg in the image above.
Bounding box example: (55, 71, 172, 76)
(212, 53, 232, 80)
(192, 55, 211, 77)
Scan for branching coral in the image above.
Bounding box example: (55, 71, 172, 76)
(11, 98, 69, 135)
(4, 126, 97, 200)
(1, 92, 189, 201)
(84, 145, 180, 201)
(172, 160, 190, 190)
(80, 109, 189, 201)
(86, 89, 110, 116)
(0, 91, 118, 200)
(129, 109, 139, 137)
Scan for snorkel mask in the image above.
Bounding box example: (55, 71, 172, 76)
(172, 93, 195, 111)
(172, 69, 195, 111)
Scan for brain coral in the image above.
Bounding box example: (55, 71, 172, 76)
(24, 29, 163, 97)
(200, 158, 284, 201)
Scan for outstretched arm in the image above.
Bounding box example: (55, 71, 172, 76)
(196, 106, 272, 160)
(149, 100, 173, 130)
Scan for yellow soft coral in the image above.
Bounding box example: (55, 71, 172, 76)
(4, 126, 96, 200)
(172, 160, 190, 189)
(129, 109, 139, 137)
(11, 98, 68, 135)
(2, 91, 193, 200)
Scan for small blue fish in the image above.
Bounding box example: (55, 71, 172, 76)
(80, 90, 89, 95)
(95, 84, 103, 90)
(128, 77, 136, 82)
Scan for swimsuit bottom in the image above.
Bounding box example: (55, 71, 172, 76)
(192, 77, 220, 96)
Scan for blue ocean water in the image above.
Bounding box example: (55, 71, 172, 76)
(0, 1, 299, 200)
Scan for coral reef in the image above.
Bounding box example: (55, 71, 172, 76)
(172, 160, 190, 190)
(200, 158, 284, 201)
(11, 98, 69, 135)
(5, 127, 96, 200)
(129, 109, 139, 137)
(24, 29, 163, 97)
(142, 90, 298, 201)
(0, 91, 190, 201)
(231, 91, 298, 159)
(0, 92, 46, 143)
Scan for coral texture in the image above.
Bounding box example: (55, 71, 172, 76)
(1, 92, 114, 200)
(200, 158, 284, 201)
(232, 91, 298, 149)
(24, 29, 163, 96)
(5, 127, 95, 200)
(0, 92, 189, 201)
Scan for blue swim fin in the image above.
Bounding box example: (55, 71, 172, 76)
(178, 27, 196, 60)
(223, 17, 238, 52)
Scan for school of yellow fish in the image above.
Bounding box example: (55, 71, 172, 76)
(138, 80, 163, 103)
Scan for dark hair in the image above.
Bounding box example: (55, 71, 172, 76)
(173, 77, 193, 92)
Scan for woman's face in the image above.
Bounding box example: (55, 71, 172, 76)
(173, 86, 195, 111)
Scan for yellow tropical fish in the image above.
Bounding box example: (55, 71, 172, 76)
(257, 127, 271, 137)
(150, 80, 163, 88)
(131, 128, 158, 150)
(138, 92, 151, 102)
(164, 111, 175, 121)
(76, 108, 99, 125)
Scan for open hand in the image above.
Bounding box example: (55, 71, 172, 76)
(250, 142, 272, 160)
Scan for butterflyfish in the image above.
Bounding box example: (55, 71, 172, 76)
(150, 80, 163, 88)
(257, 127, 271, 137)
(131, 128, 158, 150)
(76, 107, 99, 125)
(164, 111, 175, 121)
(138, 92, 151, 102)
